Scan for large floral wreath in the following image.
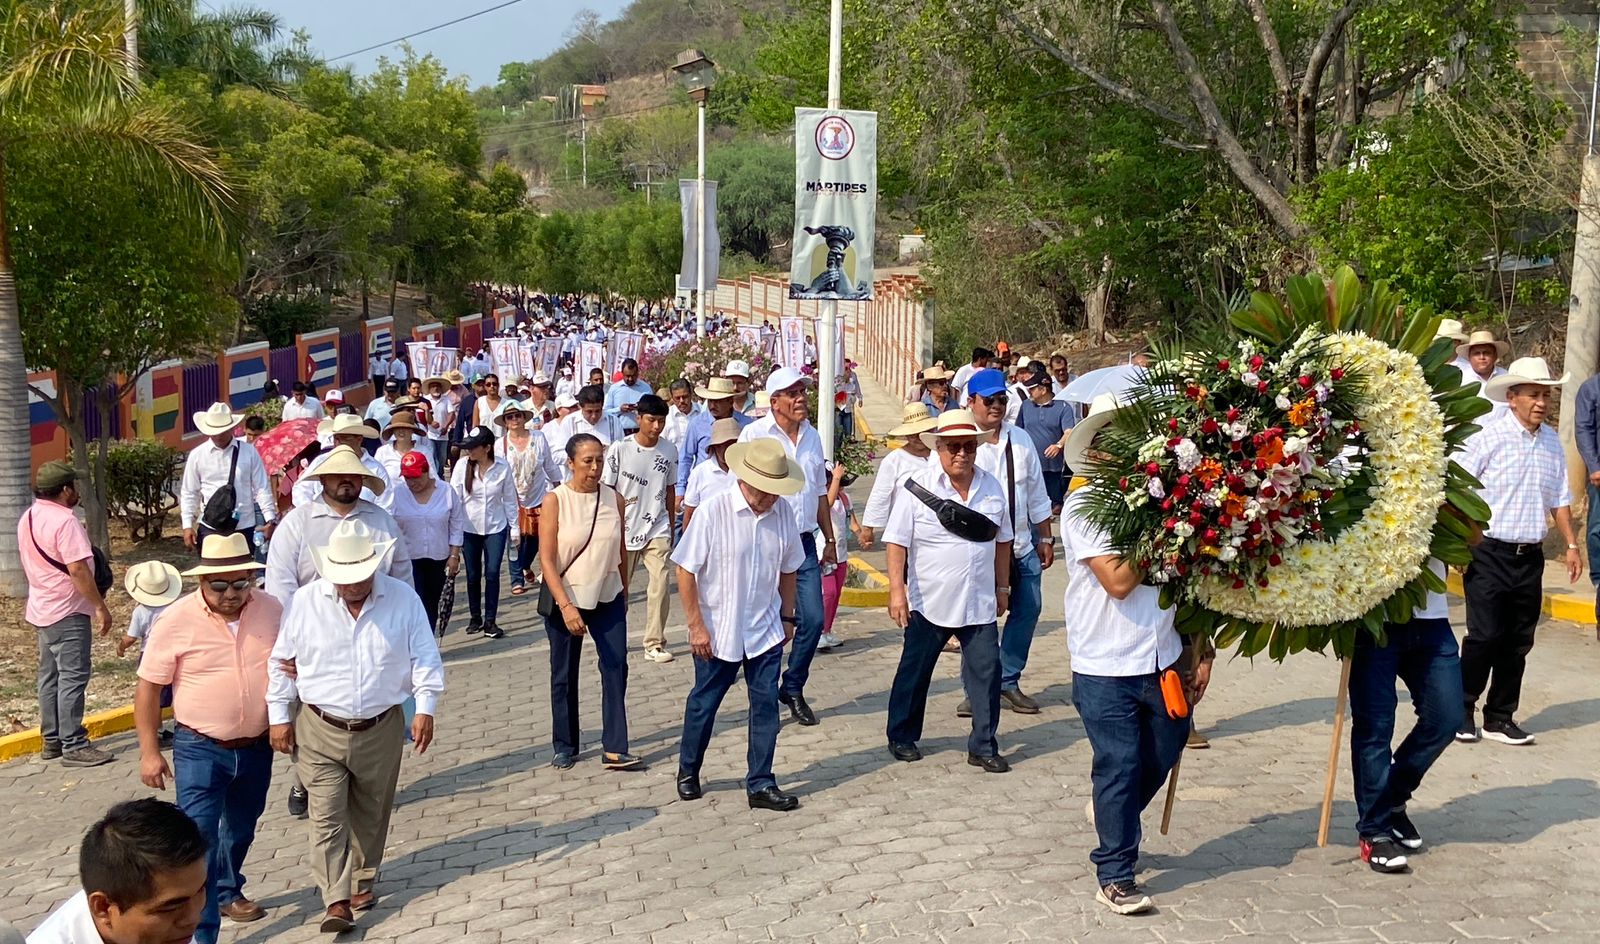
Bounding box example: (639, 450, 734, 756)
(1075, 268, 1492, 659)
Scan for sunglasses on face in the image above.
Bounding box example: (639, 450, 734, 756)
(206, 578, 252, 593)
(980, 392, 1008, 406)
(941, 441, 979, 455)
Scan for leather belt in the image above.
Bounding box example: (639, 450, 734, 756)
(1481, 537, 1542, 556)
(308, 704, 394, 732)
(177, 723, 268, 750)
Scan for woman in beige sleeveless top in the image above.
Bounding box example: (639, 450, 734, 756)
(538, 432, 639, 771)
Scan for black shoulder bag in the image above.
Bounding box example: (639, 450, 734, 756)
(28, 508, 113, 597)
(538, 487, 602, 618)
(200, 443, 241, 534)
(902, 480, 1000, 543)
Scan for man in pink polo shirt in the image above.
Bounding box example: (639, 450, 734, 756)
(18, 460, 112, 768)
(134, 532, 282, 944)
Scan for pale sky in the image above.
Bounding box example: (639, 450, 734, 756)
(253, 0, 631, 88)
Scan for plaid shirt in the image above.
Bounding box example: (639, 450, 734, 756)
(1459, 410, 1571, 543)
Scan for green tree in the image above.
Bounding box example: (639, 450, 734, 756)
(706, 137, 790, 263)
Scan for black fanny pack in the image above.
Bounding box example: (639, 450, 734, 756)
(903, 480, 1000, 543)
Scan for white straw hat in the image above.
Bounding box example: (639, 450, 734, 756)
(309, 519, 395, 585)
(724, 438, 806, 496)
(1062, 394, 1125, 473)
(124, 560, 183, 607)
(181, 533, 265, 577)
(193, 402, 243, 436)
(1484, 356, 1568, 402)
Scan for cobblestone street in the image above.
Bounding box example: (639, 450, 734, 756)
(3, 560, 1598, 943)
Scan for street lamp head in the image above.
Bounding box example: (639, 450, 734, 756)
(672, 48, 717, 98)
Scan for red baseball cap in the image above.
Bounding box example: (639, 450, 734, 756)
(400, 450, 430, 479)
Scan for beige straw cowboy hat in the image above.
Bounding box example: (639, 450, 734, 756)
(181, 533, 265, 577)
(1434, 318, 1469, 344)
(887, 402, 938, 438)
(694, 376, 740, 400)
(1455, 329, 1510, 361)
(318, 414, 381, 440)
(193, 402, 243, 436)
(124, 560, 183, 607)
(1484, 356, 1569, 402)
(918, 409, 987, 450)
(310, 519, 395, 585)
(708, 417, 742, 448)
(310, 445, 387, 495)
(382, 413, 422, 439)
(724, 438, 806, 496)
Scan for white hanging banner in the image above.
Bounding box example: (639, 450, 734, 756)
(779, 316, 807, 369)
(580, 341, 607, 381)
(426, 347, 457, 379)
(488, 337, 520, 380)
(790, 108, 877, 300)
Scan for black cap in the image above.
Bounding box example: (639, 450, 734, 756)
(384, 378, 400, 391)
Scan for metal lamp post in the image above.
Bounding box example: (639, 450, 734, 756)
(673, 49, 717, 339)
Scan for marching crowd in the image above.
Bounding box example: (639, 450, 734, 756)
(11, 306, 1590, 941)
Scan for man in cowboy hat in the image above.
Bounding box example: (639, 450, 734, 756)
(1437, 318, 1470, 371)
(1455, 329, 1510, 422)
(677, 376, 753, 493)
(965, 368, 1055, 716)
(293, 416, 394, 511)
(672, 437, 807, 811)
(19, 460, 114, 768)
(180, 402, 277, 555)
(737, 366, 838, 727)
(884, 409, 1013, 773)
(423, 374, 454, 474)
(134, 534, 281, 943)
(919, 365, 957, 416)
(859, 403, 936, 550)
(267, 519, 444, 933)
(1060, 393, 1204, 915)
(1457, 356, 1580, 747)
(681, 417, 742, 532)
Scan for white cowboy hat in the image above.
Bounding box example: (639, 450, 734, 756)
(724, 438, 806, 496)
(724, 359, 752, 379)
(1485, 356, 1569, 402)
(424, 375, 451, 392)
(919, 409, 987, 450)
(919, 364, 955, 382)
(310, 519, 395, 585)
(1435, 318, 1469, 344)
(124, 560, 183, 607)
(493, 400, 532, 426)
(887, 402, 938, 438)
(554, 392, 579, 410)
(318, 414, 381, 440)
(193, 402, 243, 436)
(530, 370, 552, 385)
(309, 444, 387, 494)
(444, 369, 467, 386)
(181, 533, 265, 578)
(1062, 394, 1125, 473)
(1455, 329, 1511, 361)
(694, 376, 740, 400)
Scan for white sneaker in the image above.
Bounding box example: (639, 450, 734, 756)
(817, 632, 842, 650)
(644, 647, 675, 663)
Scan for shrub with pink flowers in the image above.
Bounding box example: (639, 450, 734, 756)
(642, 331, 773, 392)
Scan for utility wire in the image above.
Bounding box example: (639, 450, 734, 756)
(328, 0, 527, 61)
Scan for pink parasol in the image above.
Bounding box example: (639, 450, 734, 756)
(254, 418, 321, 475)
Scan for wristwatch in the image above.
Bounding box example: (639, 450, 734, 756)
(781, 614, 798, 624)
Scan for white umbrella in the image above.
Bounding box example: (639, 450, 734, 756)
(1058, 364, 1145, 404)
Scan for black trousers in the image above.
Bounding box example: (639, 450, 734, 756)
(1461, 538, 1544, 723)
(412, 558, 447, 633)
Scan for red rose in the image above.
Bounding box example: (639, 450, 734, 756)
(1257, 577, 1269, 588)
(1266, 509, 1281, 523)
(1269, 553, 1283, 566)
(1298, 375, 1314, 389)
(1145, 462, 1161, 476)
(1232, 578, 1246, 589)
(1189, 510, 1205, 526)
(1164, 517, 1178, 530)
(1255, 458, 1269, 473)
(1227, 407, 1241, 422)
(1250, 355, 1264, 370)
(1201, 418, 1220, 435)
(1178, 474, 1191, 486)
(1217, 359, 1230, 371)
(1161, 498, 1174, 511)
(1167, 437, 1182, 448)
(1172, 486, 1187, 501)
(1330, 367, 1345, 381)
(1202, 528, 1219, 544)
(1257, 381, 1269, 393)
(1185, 385, 1201, 399)
(1217, 513, 1233, 528)
(1247, 521, 1263, 535)
(1119, 477, 1129, 490)
(1168, 417, 1180, 431)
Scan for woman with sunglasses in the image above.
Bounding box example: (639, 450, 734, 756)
(495, 401, 560, 595)
(472, 373, 505, 436)
(451, 425, 519, 638)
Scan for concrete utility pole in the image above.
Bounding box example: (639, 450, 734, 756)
(816, 0, 844, 461)
(1562, 24, 1600, 507)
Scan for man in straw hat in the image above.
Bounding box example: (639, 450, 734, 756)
(883, 408, 1014, 774)
(19, 460, 114, 768)
(1436, 318, 1470, 372)
(181, 402, 277, 556)
(267, 519, 444, 933)
(858, 403, 935, 549)
(672, 438, 807, 811)
(677, 376, 752, 494)
(918, 364, 957, 415)
(1059, 393, 1204, 915)
(293, 415, 394, 511)
(1456, 356, 1579, 747)
(681, 417, 742, 531)
(1455, 329, 1510, 422)
(737, 366, 838, 727)
(133, 534, 281, 942)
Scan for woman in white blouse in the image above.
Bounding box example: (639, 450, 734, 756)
(392, 449, 464, 633)
(374, 412, 432, 483)
(495, 401, 561, 595)
(451, 425, 519, 638)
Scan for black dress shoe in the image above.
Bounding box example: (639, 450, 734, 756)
(747, 786, 800, 811)
(889, 741, 922, 762)
(967, 753, 1011, 774)
(676, 772, 702, 801)
(287, 786, 309, 818)
(779, 692, 819, 726)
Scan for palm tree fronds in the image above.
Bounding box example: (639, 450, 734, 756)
(0, 2, 137, 115)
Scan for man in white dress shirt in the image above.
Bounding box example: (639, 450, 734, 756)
(858, 403, 935, 549)
(293, 415, 394, 511)
(673, 438, 806, 811)
(281, 382, 323, 422)
(180, 402, 277, 557)
(884, 409, 1013, 774)
(267, 519, 444, 934)
(680, 417, 740, 531)
(662, 379, 698, 452)
(565, 384, 626, 445)
(26, 798, 207, 944)
(737, 367, 837, 727)
(1059, 394, 1198, 916)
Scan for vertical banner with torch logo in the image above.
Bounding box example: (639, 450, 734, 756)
(790, 108, 877, 300)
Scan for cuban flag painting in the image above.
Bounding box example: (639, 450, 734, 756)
(300, 329, 339, 389)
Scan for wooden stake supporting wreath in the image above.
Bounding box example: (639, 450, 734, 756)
(1160, 755, 1182, 836)
(1317, 659, 1353, 847)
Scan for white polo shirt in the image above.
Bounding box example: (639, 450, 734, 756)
(1060, 486, 1181, 676)
(882, 463, 1013, 628)
(671, 486, 804, 661)
(738, 414, 827, 538)
(25, 890, 97, 944)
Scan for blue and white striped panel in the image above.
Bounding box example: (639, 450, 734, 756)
(228, 355, 268, 408)
(308, 341, 338, 387)
(370, 328, 394, 361)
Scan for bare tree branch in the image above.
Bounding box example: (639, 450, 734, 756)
(1238, 0, 1291, 99)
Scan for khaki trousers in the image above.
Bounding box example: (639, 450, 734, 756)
(294, 705, 404, 905)
(626, 537, 672, 651)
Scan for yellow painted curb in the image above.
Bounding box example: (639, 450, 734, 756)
(840, 555, 889, 608)
(0, 706, 171, 763)
(856, 411, 875, 440)
(1445, 570, 1593, 626)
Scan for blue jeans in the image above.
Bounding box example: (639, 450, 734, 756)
(999, 550, 1043, 690)
(780, 533, 825, 699)
(462, 528, 508, 623)
(1072, 671, 1190, 886)
(509, 532, 537, 589)
(173, 728, 273, 944)
(545, 593, 629, 756)
(886, 612, 1002, 756)
(430, 439, 450, 478)
(1348, 617, 1463, 839)
(679, 642, 784, 792)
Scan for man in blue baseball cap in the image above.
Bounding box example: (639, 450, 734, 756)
(963, 366, 1055, 717)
